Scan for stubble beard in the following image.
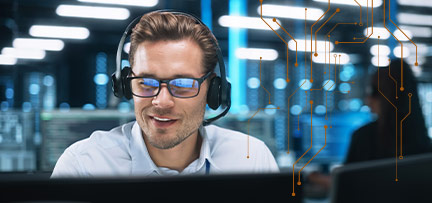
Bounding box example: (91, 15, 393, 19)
(137, 101, 206, 150)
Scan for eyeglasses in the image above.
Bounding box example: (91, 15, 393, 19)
(127, 71, 212, 98)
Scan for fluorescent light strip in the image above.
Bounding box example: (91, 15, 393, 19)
(313, 0, 383, 7)
(30, 25, 90, 39)
(364, 27, 390, 39)
(258, 4, 324, 21)
(0, 55, 17, 65)
(235, 48, 278, 61)
(399, 25, 432, 38)
(370, 44, 391, 56)
(312, 52, 350, 64)
(398, 13, 432, 26)
(78, 0, 158, 7)
(2, 47, 45, 60)
(218, 15, 280, 30)
(288, 39, 334, 52)
(13, 38, 64, 51)
(397, 0, 432, 8)
(403, 43, 428, 56)
(393, 46, 410, 58)
(371, 56, 390, 67)
(393, 29, 413, 42)
(56, 5, 129, 20)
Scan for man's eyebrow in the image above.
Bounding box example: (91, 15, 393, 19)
(132, 73, 200, 79)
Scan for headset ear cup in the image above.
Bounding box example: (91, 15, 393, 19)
(121, 67, 132, 100)
(207, 76, 222, 110)
(111, 72, 123, 98)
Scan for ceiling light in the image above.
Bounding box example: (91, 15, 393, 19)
(393, 29, 413, 42)
(313, 0, 383, 7)
(312, 52, 350, 64)
(370, 44, 390, 56)
(13, 38, 64, 51)
(288, 39, 334, 52)
(2, 47, 45, 60)
(218, 15, 280, 30)
(397, 0, 432, 8)
(393, 46, 410, 58)
(371, 56, 390, 67)
(30, 25, 90, 39)
(78, 0, 158, 7)
(399, 25, 432, 38)
(0, 55, 17, 65)
(398, 13, 432, 26)
(235, 48, 278, 61)
(258, 4, 324, 21)
(363, 27, 390, 39)
(56, 5, 130, 20)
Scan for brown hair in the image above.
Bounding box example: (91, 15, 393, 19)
(129, 11, 218, 73)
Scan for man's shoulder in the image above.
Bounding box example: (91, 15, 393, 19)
(66, 121, 134, 155)
(204, 124, 265, 145)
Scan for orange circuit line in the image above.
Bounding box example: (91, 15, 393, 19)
(355, 0, 369, 40)
(297, 100, 316, 185)
(275, 20, 299, 68)
(314, 9, 339, 56)
(259, 57, 272, 104)
(309, 0, 330, 83)
(336, 0, 374, 44)
(247, 107, 280, 158)
(377, 38, 399, 181)
(287, 80, 307, 154)
(388, 0, 418, 67)
(399, 93, 412, 159)
(354, 0, 362, 25)
(388, 59, 398, 99)
(383, 0, 405, 91)
(259, 0, 293, 82)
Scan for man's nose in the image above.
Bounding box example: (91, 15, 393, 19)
(152, 85, 175, 109)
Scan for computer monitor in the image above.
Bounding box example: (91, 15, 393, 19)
(40, 109, 135, 171)
(0, 172, 303, 201)
(330, 152, 432, 203)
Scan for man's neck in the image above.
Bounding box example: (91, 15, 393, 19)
(144, 131, 202, 172)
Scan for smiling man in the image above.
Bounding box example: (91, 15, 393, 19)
(51, 11, 279, 177)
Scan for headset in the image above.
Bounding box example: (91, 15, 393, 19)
(111, 10, 231, 126)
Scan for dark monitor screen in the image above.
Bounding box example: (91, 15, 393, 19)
(40, 110, 135, 171)
(0, 172, 303, 202)
(330, 152, 432, 203)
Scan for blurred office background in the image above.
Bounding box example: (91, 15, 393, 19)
(0, 0, 431, 180)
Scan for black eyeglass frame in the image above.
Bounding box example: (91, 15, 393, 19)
(126, 71, 213, 98)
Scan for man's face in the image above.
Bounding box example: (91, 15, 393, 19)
(132, 39, 208, 149)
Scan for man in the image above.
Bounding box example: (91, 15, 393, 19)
(51, 11, 278, 177)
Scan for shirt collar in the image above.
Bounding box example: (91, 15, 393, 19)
(129, 122, 219, 176)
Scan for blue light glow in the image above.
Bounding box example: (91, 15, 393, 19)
(315, 105, 326, 115)
(43, 75, 54, 86)
(274, 78, 287, 89)
(118, 102, 131, 113)
(339, 83, 351, 94)
(360, 105, 371, 112)
(59, 102, 70, 112)
(22, 102, 32, 112)
(247, 77, 260, 89)
(94, 73, 109, 85)
(299, 79, 312, 90)
(5, 88, 13, 99)
(290, 105, 302, 115)
(264, 104, 277, 115)
(29, 84, 40, 95)
(83, 103, 96, 110)
(1, 101, 8, 111)
(349, 98, 362, 111)
(338, 100, 349, 111)
(323, 80, 335, 91)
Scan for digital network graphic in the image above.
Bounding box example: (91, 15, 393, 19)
(244, 0, 420, 196)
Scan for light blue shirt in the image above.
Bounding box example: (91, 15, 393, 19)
(51, 121, 279, 177)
